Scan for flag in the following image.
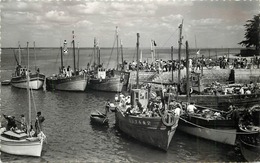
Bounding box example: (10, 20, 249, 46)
(63, 40, 68, 55)
(196, 49, 200, 55)
(153, 40, 157, 46)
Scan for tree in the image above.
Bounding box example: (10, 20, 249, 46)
(239, 14, 260, 54)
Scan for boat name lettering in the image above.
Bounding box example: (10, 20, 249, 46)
(128, 119, 151, 126)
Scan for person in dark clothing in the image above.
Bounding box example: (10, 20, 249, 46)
(3, 114, 17, 131)
(105, 100, 110, 116)
(35, 111, 45, 136)
(231, 107, 240, 120)
(239, 109, 253, 127)
(136, 99, 144, 113)
(223, 104, 236, 119)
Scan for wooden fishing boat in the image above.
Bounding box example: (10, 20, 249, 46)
(1, 42, 46, 157)
(1, 80, 11, 85)
(0, 129, 44, 157)
(46, 32, 88, 92)
(178, 107, 237, 145)
(11, 72, 45, 90)
(238, 125, 260, 162)
(90, 110, 108, 125)
(175, 41, 237, 145)
(88, 68, 127, 92)
(46, 74, 87, 91)
(10, 43, 45, 90)
(176, 93, 260, 111)
(115, 33, 179, 151)
(87, 27, 130, 92)
(238, 105, 260, 162)
(115, 89, 179, 151)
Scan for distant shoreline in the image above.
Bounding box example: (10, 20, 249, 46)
(1, 47, 243, 50)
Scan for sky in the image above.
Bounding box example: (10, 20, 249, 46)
(1, 0, 259, 48)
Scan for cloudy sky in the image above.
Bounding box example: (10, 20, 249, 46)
(1, 0, 259, 48)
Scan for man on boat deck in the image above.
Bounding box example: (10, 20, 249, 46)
(136, 99, 144, 113)
(187, 102, 197, 114)
(3, 114, 17, 131)
(35, 111, 45, 136)
(20, 114, 27, 131)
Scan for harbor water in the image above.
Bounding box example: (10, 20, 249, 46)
(0, 47, 246, 162)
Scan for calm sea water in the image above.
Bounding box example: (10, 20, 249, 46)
(0, 48, 245, 162)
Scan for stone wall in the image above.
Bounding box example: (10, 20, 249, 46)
(235, 69, 260, 83)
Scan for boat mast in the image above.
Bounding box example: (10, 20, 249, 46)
(185, 41, 190, 103)
(98, 46, 101, 67)
(171, 46, 174, 83)
(120, 39, 124, 70)
(136, 33, 140, 88)
(18, 41, 21, 65)
(34, 41, 36, 71)
(60, 45, 65, 71)
(94, 37, 97, 69)
(77, 42, 80, 71)
(116, 26, 119, 71)
(151, 40, 154, 63)
(26, 42, 31, 133)
(97, 39, 100, 67)
(72, 31, 76, 75)
(177, 20, 183, 94)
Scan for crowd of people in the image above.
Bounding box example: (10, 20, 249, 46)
(203, 81, 259, 95)
(125, 54, 260, 74)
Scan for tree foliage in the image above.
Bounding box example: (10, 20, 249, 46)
(239, 14, 260, 51)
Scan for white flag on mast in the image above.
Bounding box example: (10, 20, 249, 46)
(196, 49, 200, 56)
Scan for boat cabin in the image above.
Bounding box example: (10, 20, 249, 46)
(97, 67, 106, 79)
(130, 89, 148, 108)
(13, 67, 28, 77)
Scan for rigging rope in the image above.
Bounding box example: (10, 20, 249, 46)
(106, 33, 117, 68)
(161, 28, 179, 48)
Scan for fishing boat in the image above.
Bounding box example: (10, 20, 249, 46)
(115, 88, 179, 151)
(178, 104, 237, 145)
(87, 27, 130, 92)
(0, 42, 46, 157)
(175, 81, 260, 110)
(238, 105, 260, 162)
(11, 42, 45, 90)
(90, 110, 108, 125)
(1, 80, 11, 85)
(46, 31, 88, 91)
(171, 40, 237, 145)
(115, 33, 179, 151)
(239, 126, 260, 162)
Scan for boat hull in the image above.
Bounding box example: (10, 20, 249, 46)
(11, 73, 45, 90)
(0, 135, 43, 157)
(1, 80, 11, 85)
(239, 138, 260, 162)
(115, 108, 178, 151)
(178, 117, 237, 145)
(88, 76, 124, 92)
(46, 75, 87, 91)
